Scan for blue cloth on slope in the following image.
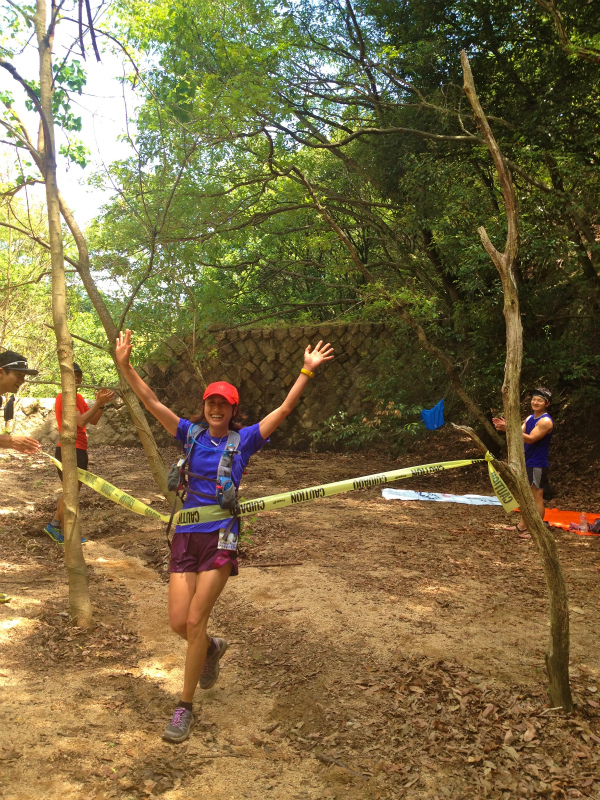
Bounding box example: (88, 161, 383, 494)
(420, 398, 445, 430)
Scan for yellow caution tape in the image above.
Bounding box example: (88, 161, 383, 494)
(44, 452, 489, 525)
(177, 458, 485, 525)
(484, 452, 519, 513)
(44, 452, 167, 521)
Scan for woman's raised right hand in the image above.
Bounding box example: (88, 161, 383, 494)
(115, 329, 133, 369)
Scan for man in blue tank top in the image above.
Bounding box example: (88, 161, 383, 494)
(493, 387, 553, 534)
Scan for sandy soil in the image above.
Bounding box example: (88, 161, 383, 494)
(1, 434, 599, 800)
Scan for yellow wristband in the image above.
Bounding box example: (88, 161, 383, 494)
(301, 368, 314, 379)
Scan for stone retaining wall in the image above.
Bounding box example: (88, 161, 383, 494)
(140, 323, 391, 447)
(8, 397, 142, 448)
(7, 322, 391, 448)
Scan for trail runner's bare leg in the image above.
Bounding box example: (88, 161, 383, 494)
(168, 564, 232, 703)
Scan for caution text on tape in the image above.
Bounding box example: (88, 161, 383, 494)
(43, 451, 518, 525)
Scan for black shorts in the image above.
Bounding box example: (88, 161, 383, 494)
(526, 466, 549, 491)
(55, 446, 88, 481)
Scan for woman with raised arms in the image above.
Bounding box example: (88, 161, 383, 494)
(115, 329, 333, 743)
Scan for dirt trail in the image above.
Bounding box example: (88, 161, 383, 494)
(1, 438, 599, 799)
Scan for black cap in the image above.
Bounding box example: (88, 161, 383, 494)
(531, 387, 551, 403)
(73, 362, 83, 374)
(0, 350, 39, 376)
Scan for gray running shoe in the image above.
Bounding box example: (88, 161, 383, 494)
(163, 707, 195, 743)
(200, 637, 228, 690)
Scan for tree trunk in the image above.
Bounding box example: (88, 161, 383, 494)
(462, 51, 572, 711)
(1, 43, 175, 506)
(56, 197, 176, 503)
(35, 0, 91, 628)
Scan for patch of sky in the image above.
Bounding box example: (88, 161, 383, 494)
(3, 21, 143, 229)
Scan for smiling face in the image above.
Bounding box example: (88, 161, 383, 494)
(0, 368, 27, 394)
(531, 395, 550, 416)
(203, 394, 234, 435)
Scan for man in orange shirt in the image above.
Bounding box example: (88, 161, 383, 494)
(45, 363, 114, 543)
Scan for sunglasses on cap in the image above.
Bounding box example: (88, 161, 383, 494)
(0, 359, 39, 375)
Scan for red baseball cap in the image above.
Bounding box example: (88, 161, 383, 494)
(203, 381, 239, 406)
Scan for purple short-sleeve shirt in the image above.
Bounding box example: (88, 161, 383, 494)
(174, 419, 268, 535)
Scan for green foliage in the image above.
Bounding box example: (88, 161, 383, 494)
(22, 61, 87, 134)
(92, 0, 600, 422)
(0, 196, 116, 396)
(0, 198, 54, 384)
(7, 0, 600, 434)
(311, 404, 423, 454)
(59, 140, 90, 168)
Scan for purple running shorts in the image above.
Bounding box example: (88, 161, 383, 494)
(169, 531, 239, 576)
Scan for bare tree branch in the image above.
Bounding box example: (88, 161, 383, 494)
(269, 120, 481, 150)
(226, 298, 360, 329)
(43, 322, 109, 352)
(0, 179, 43, 198)
(0, 58, 54, 160)
(0, 220, 80, 269)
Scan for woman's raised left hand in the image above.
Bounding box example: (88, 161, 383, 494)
(303, 340, 334, 372)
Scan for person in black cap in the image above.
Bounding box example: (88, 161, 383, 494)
(493, 387, 554, 536)
(0, 350, 41, 454)
(44, 363, 114, 543)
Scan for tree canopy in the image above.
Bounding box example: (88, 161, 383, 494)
(2, 0, 599, 423)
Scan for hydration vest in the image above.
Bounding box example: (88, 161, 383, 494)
(165, 423, 241, 545)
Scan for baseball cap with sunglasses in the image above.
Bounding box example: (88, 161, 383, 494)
(0, 350, 39, 376)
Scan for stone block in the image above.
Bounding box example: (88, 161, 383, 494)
(285, 338, 302, 357)
(257, 339, 276, 362)
(20, 398, 40, 416)
(176, 369, 194, 386)
(248, 385, 263, 402)
(233, 339, 247, 358)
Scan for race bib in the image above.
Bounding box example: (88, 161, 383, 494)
(217, 526, 238, 551)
